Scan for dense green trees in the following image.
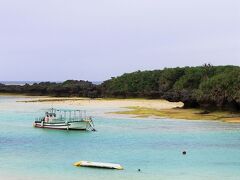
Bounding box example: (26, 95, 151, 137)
(0, 65, 239, 110)
(196, 68, 240, 109)
(101, 65, 240, 110)
(0, 80, 100, 98)
(102, 70, 161, 98)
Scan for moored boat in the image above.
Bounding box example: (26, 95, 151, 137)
(33, 108, 95, 131)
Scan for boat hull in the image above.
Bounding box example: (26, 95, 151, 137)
(34, 121, 90, 130)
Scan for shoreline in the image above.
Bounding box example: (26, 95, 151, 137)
(8, 95, 240, 123)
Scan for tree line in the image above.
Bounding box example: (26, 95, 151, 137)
(1, 65, 239, 110)
(0, 80, 100, 98)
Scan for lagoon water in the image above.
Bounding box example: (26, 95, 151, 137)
(0, 96, 240, 180)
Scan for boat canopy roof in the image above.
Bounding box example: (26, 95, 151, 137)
(44, 108, 88, 118)
(46, 108, 86, 113)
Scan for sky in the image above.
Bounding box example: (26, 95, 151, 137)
(0, 0, 239, 81)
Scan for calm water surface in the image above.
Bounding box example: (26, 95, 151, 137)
(0, 96, 240, 180)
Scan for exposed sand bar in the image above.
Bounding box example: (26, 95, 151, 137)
(18, 97, 183, 109)
(17, 97, 240, 123)
(17, 97, 88, 102)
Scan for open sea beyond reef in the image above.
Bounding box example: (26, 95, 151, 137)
(0, 96, 240, 180)
(0, 81, 102, 85)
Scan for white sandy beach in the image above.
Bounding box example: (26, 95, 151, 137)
(19, 97, 184, 110)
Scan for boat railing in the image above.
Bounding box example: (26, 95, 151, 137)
(39, 109, 90, 121)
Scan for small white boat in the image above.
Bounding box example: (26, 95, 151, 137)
(74, 161, 124, 170)
(33, 108, 95, 131)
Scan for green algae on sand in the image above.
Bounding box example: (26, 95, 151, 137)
(113, 106, 240, 123)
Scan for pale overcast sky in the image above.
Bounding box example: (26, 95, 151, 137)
(0, 0, 239, 81)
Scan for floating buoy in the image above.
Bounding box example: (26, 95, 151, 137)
(138, 169, 141, 172)
(74, 161, 124, 170)
(182, 151, 187, 155)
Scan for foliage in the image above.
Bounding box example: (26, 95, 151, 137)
(0, 80, 100, 98)
(101, 65, 240, 110)
(0, 65, 239, 110)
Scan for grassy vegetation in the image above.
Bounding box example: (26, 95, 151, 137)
(114, 106, 240, 122)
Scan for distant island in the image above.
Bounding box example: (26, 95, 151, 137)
(1, 64, 239, 111)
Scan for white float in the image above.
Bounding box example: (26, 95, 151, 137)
(74, 161, 124, 170)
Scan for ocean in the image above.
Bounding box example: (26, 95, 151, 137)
(0, 81, 102, 85)
(0, 81, 42, 86)
(0, 95, 240, 180)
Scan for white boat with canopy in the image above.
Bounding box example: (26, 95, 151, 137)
(33, 108, 95, 131)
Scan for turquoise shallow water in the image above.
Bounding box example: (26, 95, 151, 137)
(0, 96, 240, 180)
